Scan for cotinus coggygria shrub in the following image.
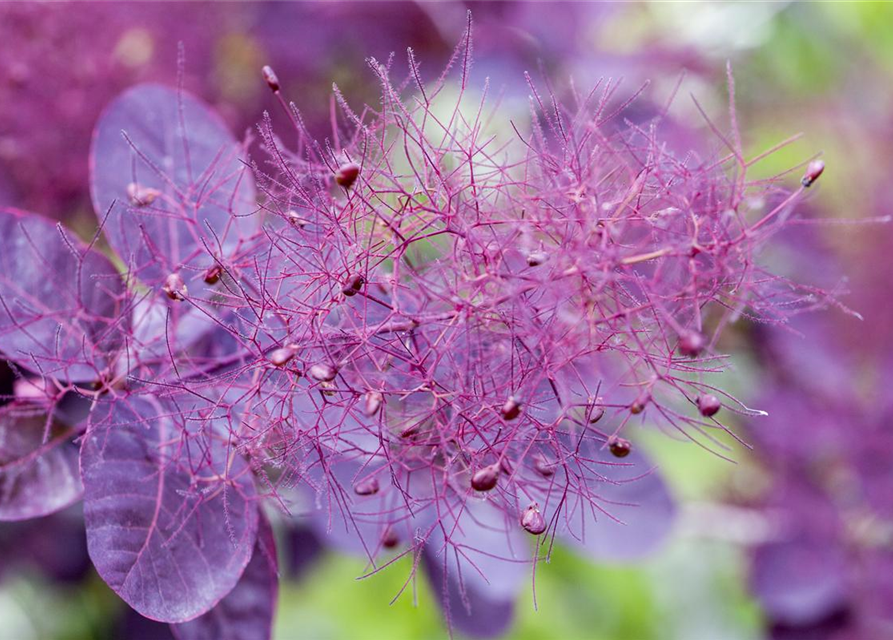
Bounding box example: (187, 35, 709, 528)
(0, 15, 830, 639)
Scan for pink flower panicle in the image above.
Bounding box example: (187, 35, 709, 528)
(0, 15, 836, 639)
(233, 17, 831, 611)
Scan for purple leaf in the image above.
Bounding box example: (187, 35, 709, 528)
(90, 83, 256, 285)
(751, 535, 849, 627)
(302, 456, 435, 563)
(305, 458, 401, 559)
(81, 398, 259, 622)
(117, 607, 178, 640)
(0, 508, 91, 583)
(128, 294, 246, 378)
(283, 523, 323, 580)
(422, 502, 526, 639)
(556, 447, 677, 562)
(0, 403, 82, 521)
(171, 514, 278, 640)
(0, 207, 126, 382)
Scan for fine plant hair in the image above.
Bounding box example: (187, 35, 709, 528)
(0, 15, 832, 639)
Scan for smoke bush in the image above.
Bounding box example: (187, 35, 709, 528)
(0, 15, 828, 638)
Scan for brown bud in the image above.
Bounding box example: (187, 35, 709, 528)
(354, 477, 380, 496)
(308, 363, 337, 382)
(400, 422, 420, 439)
(801, 160, 824, 188)
(526, 250, 548, 267)
(678, 330, 706, 358)
(203, 265, 223, 285)
(381, 526, 400, 549)
(500, 396, 522, 421)
(334, 162, 360, 189)
(126, 182, 160, 207)
(471, 464, 499, 492)
(262, 65, 280, 92)
(533, 454, 555, 478)
(697, 394, 722, 417)
(588, 397, 605, 424)
(630, 394, 648, 415)
(342, 274, 365, 297)
(608, 435, 632, 458)
(162, 273, 187, 301)
(521, 503, 547, 535)
(363, 391, 383, 417)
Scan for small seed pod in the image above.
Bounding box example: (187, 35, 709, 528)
(381, 526, 400, 549)
(533, 454, 555, 478)
(286, 210, 308, 228)
(697, 394, 722, 417)
(269, 346, 296, 368)
(526, 250, 548, 267)
(399, 423, 420, 439)
(363, 391, 383, 417)
(334, 162, 360, 189)
(630, 394, 648, 415)
(500, 396, 522, 421)
(126, 182, 160, 207)
(203, 265, 223, 285)
(521, 503, 547, 536)
(608, 435, 632, 458)
(801, 160, 825, 188)
(678, 330, 706, 358)
(308, 363, 337, 382)
(162, 273, 187, 301)
(342, 274, 365, 297)
(499, 457, 514, 475)
(588, 397, 605, 424)
(262, 65, 280, 92)
(354, 477, 380, 496)
(471, 464, 499, 492)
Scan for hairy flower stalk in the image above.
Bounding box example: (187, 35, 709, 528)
(0, 14, 831, 640)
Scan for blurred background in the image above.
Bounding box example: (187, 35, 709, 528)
(1, 2, 892, 639)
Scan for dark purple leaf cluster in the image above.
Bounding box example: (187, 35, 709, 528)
(741, 254, 893, 640)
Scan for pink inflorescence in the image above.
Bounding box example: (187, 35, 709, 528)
(0, 14, 833, 640)
(228, 20, 824, 632)
(249, 39, 812, 488)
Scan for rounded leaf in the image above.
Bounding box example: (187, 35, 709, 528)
(0, 403, 82, 521)
(556, 447, 677, 562)
(0, 208, 126, 381)
(422, 502, 526, 638)
(172, 514, 278, 640)
(90, 83, 256, 285)
(305, 457, 405, 560)
(751, 536, 849, 626)
(81, 398, 259, 622)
